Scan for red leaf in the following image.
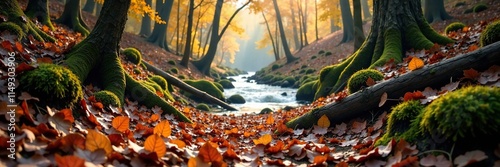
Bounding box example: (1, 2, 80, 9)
(15, 62, 35, 74)
(1, 40, 13, 52)
(55, 154, 85, 167)
(462, 68, 480, 80)
(15, 41, 23, 53)
(403, 91, 425, 101)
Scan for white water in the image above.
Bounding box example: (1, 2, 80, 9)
(219, 72, 302, 115)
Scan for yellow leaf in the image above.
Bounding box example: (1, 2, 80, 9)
(265, 115, 274, 125)
(153, 120, 171, 137)
(85, 129, 112, 155)
(317, 115, 330, 128)
(144, 134, 166, 157)
(408, 57, 424, 71)
(253, 134, 272, 145)
(170, 139, 186, 149)
(111, 116, 130, 133)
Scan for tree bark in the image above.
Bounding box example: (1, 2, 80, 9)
(138, 0, 152, 37)
(146, 0, 173, 51)
(25, 0, 54, 30)
(82, 0, 96, 14)
(56, 0, 89, 36)
(423, 0, 452, 23)
(288, 41, 500, 129)
(142, 61, 238, 111)
(272, 0, 298, 64)
(314, 0, 319, 41)
(353, 0, 365, 50)
(181, 0, 195, 67)
(339, 0, 354, 44)
(290, 0, 301, 50)
(262, 12, 279, 61)
(314, 0, 453, 100)
(0, 0, 54, 42)
(361, 0, 371, 20)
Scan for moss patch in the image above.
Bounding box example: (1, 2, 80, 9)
(259, 108, 273, 114)
(195, 103, 211, 111)
(480, 21, 500, 47)
(228, 94, 246, 104)
(183, 79, 225, 102)
(122, 47, 142, 65)
(94, 90, 120, 107)
(218, 79, 235, 89)
(347, 69, 384, 93)
(445, 22, 466, 34)
(376, 100, 424, 146)
(296, 80, 318, 102)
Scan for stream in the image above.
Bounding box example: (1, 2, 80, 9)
(218, 72, 303, 115)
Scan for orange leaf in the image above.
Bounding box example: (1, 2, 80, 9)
(55, 154, 85, 167)
(170, 139, 186, 149)
(15, 41, 23, 53)
(365, 77, 376, 86)
(112, 116, 130, 133)
(183, 107, 191, 113)
(403, 91, 426, 101)
(313, 155, 328, 165)
(198, 142, 223, 163)
(1, 40, 13, 52)
(85, 129, 112, 155)
(463, 68, 479, 80)
(224, 127, 239, 135)
(187, 157, 211, 167)
(92, 102, 104, 109)
(317, 114, 330, 128)
(36, 57, 53, 64)
(253, 134, 272, 145)
(42, 25, 49, 32)
(265, 115, 274, 125)
(144, 134, 166, 158)
(153, 120, 171, 137)
(408, 57, 424, 71)
(150, 114, 160, 122)
(468, 44, 478, 52)
(223, 147, 240, 160)
(21, 100, 35, 124)
(61, 133, 85, 150)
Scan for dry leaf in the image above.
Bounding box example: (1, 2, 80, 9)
(408, 57, 424, 71)
(317, 114, 330, 128)
(144, 134, 166, 158)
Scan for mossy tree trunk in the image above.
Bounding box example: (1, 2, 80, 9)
(314, 0, 453, 99)
(138, 0, 152, 36)
(423, 0, 452, 23)
(56, 0, 90, 36)
(25, 0, 54, 31)
(272, 0, 298, 64)
(146, 0, 173, 51)
(63, 0, 190, 122)
(0, 0, 54, 42)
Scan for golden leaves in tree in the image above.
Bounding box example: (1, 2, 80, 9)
(317, 115, 330, 128)
(153, 120, 171, 137)
(144, 134, 166, 157)
(408, 57, 424, 71)
(111, 116, 130, 133)
(85, 129, 112, 155)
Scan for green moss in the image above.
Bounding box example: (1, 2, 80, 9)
(445, 22, 466, 34)
(455, 2, 466, 7)
(167, 60, 176, 65)
(375, 100, 424, 146)
(170, 67, 179, 74)
(305, 68, 316, 74)
(0, 22, 23, 39)
(18, 64, 83, 109)
(183, 79, 225, 102)
(420, 86, 500, 141)
(218, 79, 235, 89)
(418, 17, 455, 46)
(149, 75, 168, 91)
(133, 68, 141, 74)
(122, 48, 142, 65)
(178, 75, 186, 80)
(296, 80, 318, 102)
(479, 21, 500, 47)
(125, 74, 191, 122)
(372, 28, 403, 67)
(318, 50, 325, 54)
(143, 80, 174, 101)
(259, 108, 273, 114)
(315, 64, 343, 99)
(473, 3, 488, 13)
(94, 90, 120, 107)
(213, 82, 224, 92)
(281, 76, 296, 87)
(286, 108, 320, 128)
(311, 55, 317, 59)
(0, 1, 54, 42)
(195, 103, 211, 111)
(271, 64, 280, 71)
(463, 8, 473, 14)
(228, 94, 246, 104)
(325, 51, 332, 56)
(347, 69, 384, 93)
(404, 24, 433, 51)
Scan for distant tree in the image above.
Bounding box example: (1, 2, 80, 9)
(423, 0, 452, 23)
(353, 0, 365, 50)
(56, 0, 90, 36)
(181, 0, 196, 66)
(82, 0, 96, 14)
(138, 0, 152, 36)
(361, 0, 371, 20)
(315, 0, 319, 40)
(261, 12, 280, 61)
(146, 0, 174, 50)
(272, 0, 298, 64)
(25, 0, 54, 30)
(290, 0, 301, 50)
(339, 0, 354, 44)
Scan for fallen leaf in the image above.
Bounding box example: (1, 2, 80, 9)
(112, 116, 130, 133)
(379, 92, 387, 107)
(408, 57, 424, 71)
(198, 142, 223, 164)
(317, 114, 330, 128)
(153, 120, 171, 137)
(265, 115, 274, 125)
(253, 134, 272, 145)
(144, 134, 166, 158)
(75, 148, 107, 164)
(463, 68, 480, 80)
(55, 154, 85, 167)
(85, 129, 112, 155)
(454, 150, 488, 167)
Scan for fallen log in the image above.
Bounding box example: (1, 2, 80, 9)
(142, 61, 238, 111)
(286, 41, 500, 129)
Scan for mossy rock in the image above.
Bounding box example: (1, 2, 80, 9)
(227, 94, 246, 104)
(455, 2, 466, 7)
(324, 51, 332, 56)
(94, 90, 120, 107)
(473, 3, 488, 13)
(463, 8, 473, 14)
(375, 100, 424, 146)
(18, 64, 83, 109)
(318, 50, 325, 54)
(133, 68, 141, 74)
(183, 79, 225, 102)
(305, 69, 316, 74)
(218, 79, 235, 89)
(271, 64, 280, 71)
(259, 108, 273, 114)
(142, 80, 174, 101)
(296, 80, 318, 102)
(311, 55, 317, 59)
(122, 47, 142, 65)
(170, 67, 179, 74)
(445, 22, 465, 34)
(195, 103, 211, 111)
(479, 21, 500, 47)
(213, 82, 224, 92)
(347, 69, 384, 94)
(178, 75, 186, 80)
(420, 86, 500, 141)
(167, 60, 176, 65)
(149, 75, 168, 91)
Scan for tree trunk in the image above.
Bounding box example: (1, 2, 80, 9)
(423, 0, 452, 23)
(0, 0, 54, 42)
(353, 0, 365, 50)
(330, 18, 340, 33)
(314, 0, 453, 99)
(290, 0, 301, 50)
(361, 0, 371, 20)
(192, 0, 250, 75)
(56, 0, 89, 36)
(82, 0, 96, 14)
(146, 0, 173, 51)
(300, 0, 308, 45)
(339, 0, 354, 44)
(181, 0, 195, 67)
(314, 0, 319, 41)
(142, 61, 238, 111)
(25, 0, 54, 30)
(95, 3, 102, 16)
(288, 41, 500, 129)
(272, 0, 298, 64)
(63, 0, 190, 122)
(262, 12, 279, 61)
(138, 0, 152, 37)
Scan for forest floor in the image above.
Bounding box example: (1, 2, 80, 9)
(1, 0, 500, 167)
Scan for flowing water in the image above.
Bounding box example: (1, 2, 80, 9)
(218, 72, 303, 115)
